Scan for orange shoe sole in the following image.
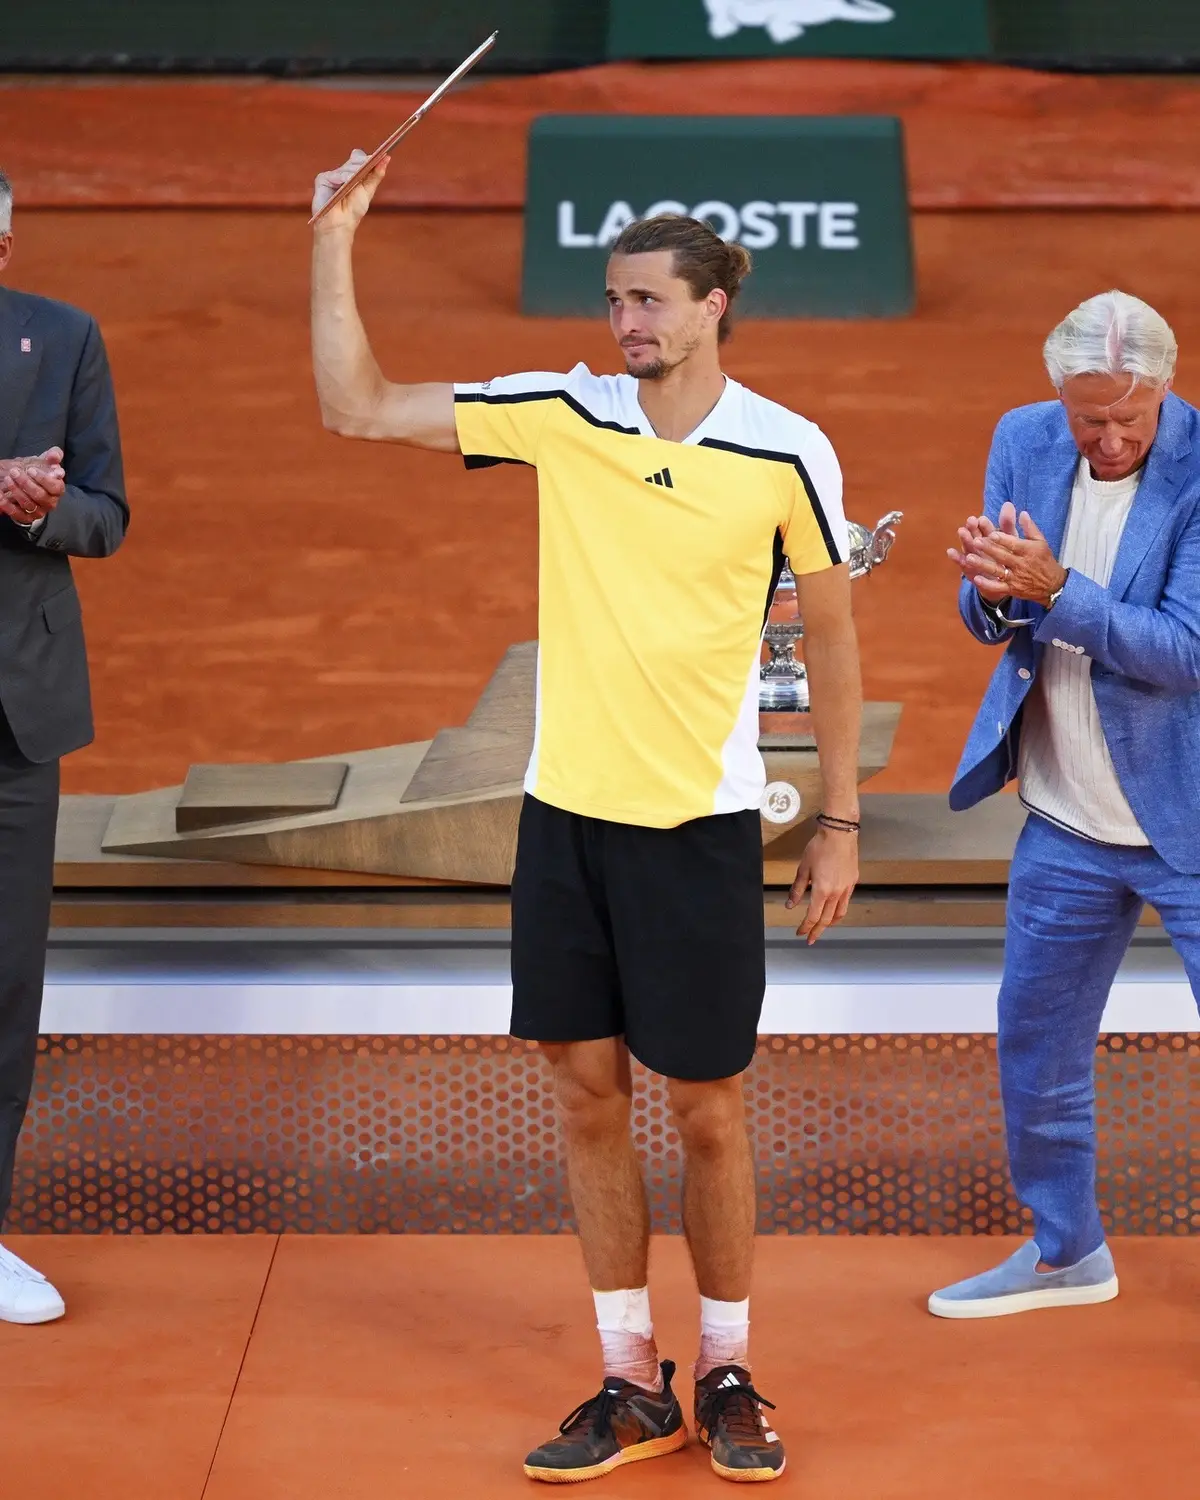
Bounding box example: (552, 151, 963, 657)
(710, 1454, 787, 1483)
(699, 1425, 786, 1483)
(523, 1425, 688, 1484)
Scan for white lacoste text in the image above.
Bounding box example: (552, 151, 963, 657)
(556, 199, 861, 251)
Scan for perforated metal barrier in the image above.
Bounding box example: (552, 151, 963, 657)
(11, 1034, 1200, 1235)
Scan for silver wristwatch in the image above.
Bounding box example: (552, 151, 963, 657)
(987, 569, 1069, 630)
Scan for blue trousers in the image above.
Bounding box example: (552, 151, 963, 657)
(1000, 813, 1200, 1266)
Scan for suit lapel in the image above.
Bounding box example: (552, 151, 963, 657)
(1028, 422, 1079, 560)
(0, 290, 41, 459)
(1108, 393, 1190, 602)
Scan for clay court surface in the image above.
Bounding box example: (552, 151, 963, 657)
(9, 64, 1200, 210)
(5, 66, 1198, 800)
(6, 1234, 1199, 1498)
(10, 206, 1197, 798)
(6, 67, 1200, 1500)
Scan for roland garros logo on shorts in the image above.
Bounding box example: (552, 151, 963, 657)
(760, 782, 802, 824)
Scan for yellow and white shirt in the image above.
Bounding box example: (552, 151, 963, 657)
(454, 364, 848, 828)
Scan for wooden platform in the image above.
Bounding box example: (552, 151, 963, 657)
(93, 641, 900, 884)
(55, 789, 1025, 886)
(52, 789, 1168, 932)
(53, 789, 1084, 931)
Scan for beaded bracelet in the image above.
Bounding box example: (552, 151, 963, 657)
(816, 813, 861, 834)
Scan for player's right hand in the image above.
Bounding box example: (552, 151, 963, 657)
(311, 149, 390, 232)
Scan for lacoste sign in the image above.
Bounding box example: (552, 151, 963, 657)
(556, 200, 862, 252)
(608, 0, 990, 59)
(523, 116, 914, 320)
(704, 0, 895, 45)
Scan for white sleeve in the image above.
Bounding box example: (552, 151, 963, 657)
(784, 424, 850, 572)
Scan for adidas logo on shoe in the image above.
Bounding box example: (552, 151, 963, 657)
(644, 468, 674, 488)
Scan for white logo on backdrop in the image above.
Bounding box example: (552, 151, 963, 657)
(557, 199, 860, 250)
(703, 0, 895, 44)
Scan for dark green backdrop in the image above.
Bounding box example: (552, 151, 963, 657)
(521, 115, 915, 319)
(0, 1, 606, 71)
(993, 1, 1200, 66)
(2, 0, 1198, 69)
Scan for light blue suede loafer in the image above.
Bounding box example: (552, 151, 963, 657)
(928, 1240, 1119, 1320)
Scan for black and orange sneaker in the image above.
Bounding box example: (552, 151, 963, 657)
(695, 1365, 786, 1483)
(522, 1359, 688, 1483)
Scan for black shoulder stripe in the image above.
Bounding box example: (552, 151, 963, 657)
(462, 454, 532, 470)
(558, 391, 641, 436)
(455, 388, 563, 406)
(792, 453, 843, 567)
(699, 436, 843, 567)
(698, 436, 802, 465)
(455, 387, 641, 437)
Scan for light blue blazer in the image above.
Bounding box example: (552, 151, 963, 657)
(950, 391, 1200, 874)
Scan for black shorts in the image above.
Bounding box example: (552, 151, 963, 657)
(510, 794, 766, 1081)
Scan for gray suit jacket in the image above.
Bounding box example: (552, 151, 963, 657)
(0, 285, 128, 763)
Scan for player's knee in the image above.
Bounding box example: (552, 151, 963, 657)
(556, 1082, 630, 1144)
(551, 1051, 631, 1141)
(668, 1077, 746, 1160)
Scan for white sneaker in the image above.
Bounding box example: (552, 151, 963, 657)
(0, 1241, 66, 1324)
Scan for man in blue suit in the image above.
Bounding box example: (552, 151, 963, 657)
(930, 290, 1200, 1318)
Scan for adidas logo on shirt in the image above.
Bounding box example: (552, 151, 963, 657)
(644, 468, 674, 488)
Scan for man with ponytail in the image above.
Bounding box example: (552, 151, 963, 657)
(311, 155, 862, 1485)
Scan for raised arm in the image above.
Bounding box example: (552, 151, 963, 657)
(310, 151, 458, 451)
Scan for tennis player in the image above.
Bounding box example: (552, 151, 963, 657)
(310, 151, 862, 1485)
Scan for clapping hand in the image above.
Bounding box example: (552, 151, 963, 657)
(948, 502, 1067, 608)
(0, 448, 66, 527)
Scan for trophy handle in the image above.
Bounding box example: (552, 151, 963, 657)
(869, 510, 904, 568)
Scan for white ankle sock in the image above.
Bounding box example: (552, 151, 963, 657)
(695, 1295, 750, 1381)
(593, 1288, 663, 1393)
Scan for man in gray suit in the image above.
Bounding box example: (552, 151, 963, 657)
(0, 168, 128, 1322)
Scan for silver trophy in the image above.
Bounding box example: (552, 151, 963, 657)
(760, 511, 903, 712)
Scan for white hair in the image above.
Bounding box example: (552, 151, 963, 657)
(1044, 290, 1177, 391)
(0, 170, 10, 235)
